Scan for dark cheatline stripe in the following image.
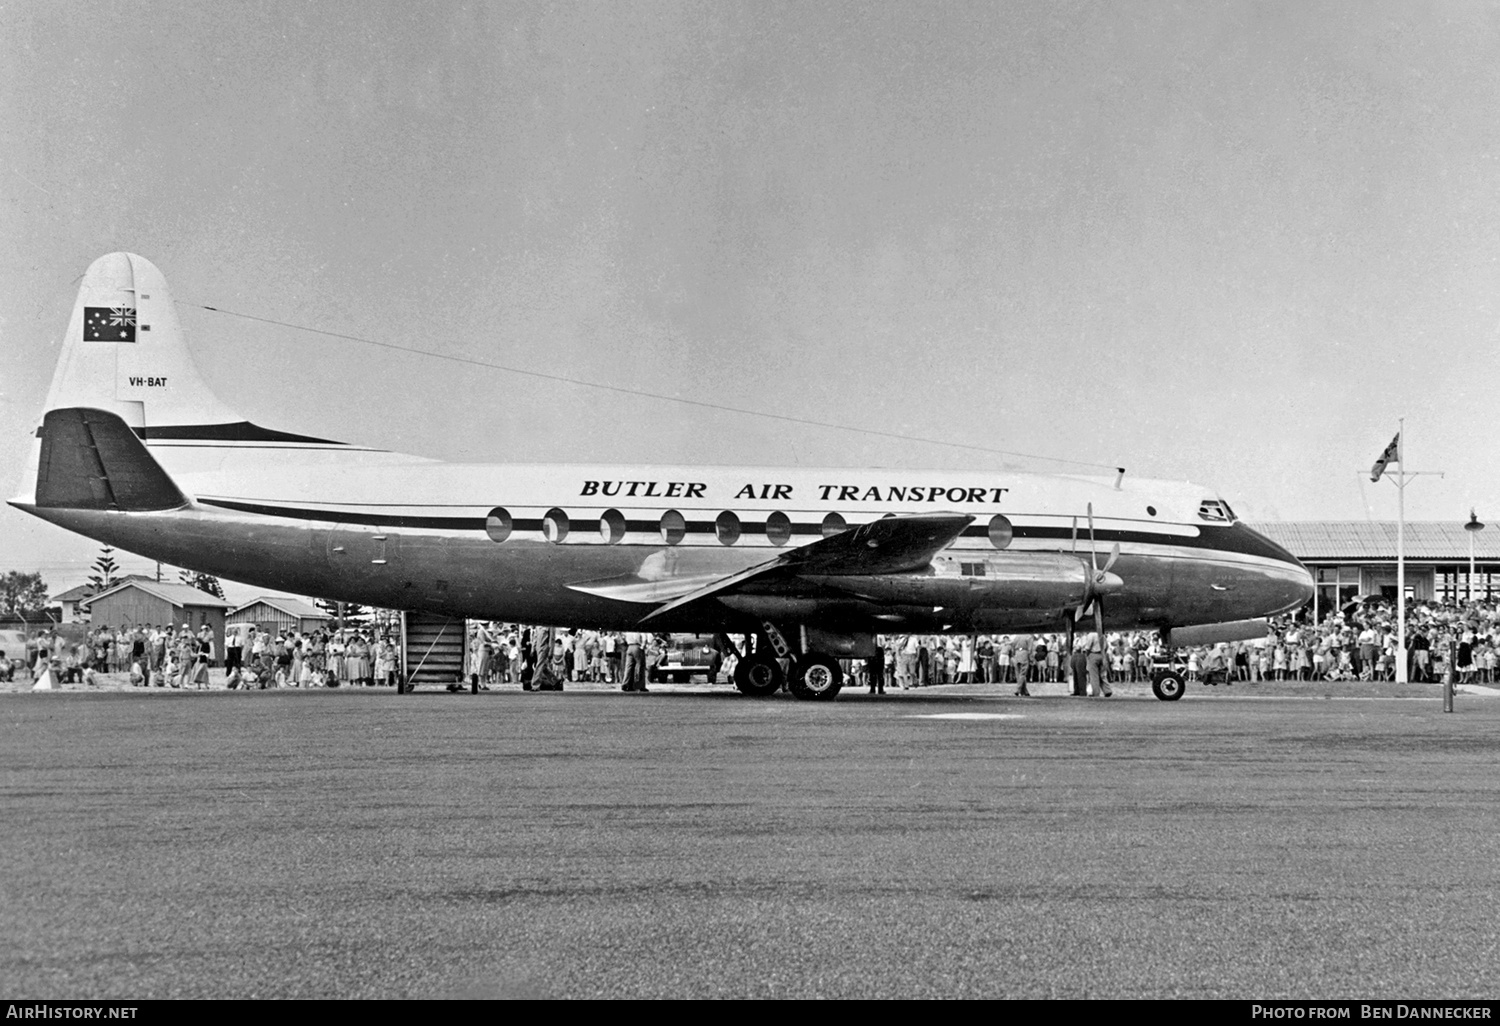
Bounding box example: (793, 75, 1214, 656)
(132, 422, 346, 445)
(197, 498, 1302, 565)
(959, 521, 1300, 565)
(202, 499, 484, 530)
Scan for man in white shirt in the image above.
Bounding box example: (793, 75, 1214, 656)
(622, 632, 645, 691)
(1086, 632, 1111, 698)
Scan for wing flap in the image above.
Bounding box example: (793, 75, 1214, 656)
(565, 573, 729, 604)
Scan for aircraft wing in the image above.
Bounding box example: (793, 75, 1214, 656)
(637, 512, 974, 622)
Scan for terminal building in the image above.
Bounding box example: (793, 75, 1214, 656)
(1248, 520, 1500, 621)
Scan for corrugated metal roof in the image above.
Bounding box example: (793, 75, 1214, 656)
(54, 575, 154, 603)
(228, 596, 330, 619)
(81, 580, 230, 608)
(1247, 521, 1500, 561)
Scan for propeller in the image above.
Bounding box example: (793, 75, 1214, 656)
(1073, 503, 1123, 647)
(1087, 502, 1122, 581)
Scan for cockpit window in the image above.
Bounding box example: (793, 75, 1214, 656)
(1197, 498, 1236, 523)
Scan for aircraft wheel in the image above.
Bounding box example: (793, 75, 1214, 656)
(1152, 669, 1187, 701)
(734, 654, 784, 697)
(789, 654, 844, 701)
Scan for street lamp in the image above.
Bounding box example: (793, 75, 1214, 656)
(1464, 509, 1485, 604)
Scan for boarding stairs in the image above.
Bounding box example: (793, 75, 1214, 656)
(400, 611, 468, 692)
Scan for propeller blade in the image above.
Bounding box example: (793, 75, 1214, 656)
(1087, 502, 1098, 574)
(1065, 615, 1075, 655)
(1099, 542, 1121, 578)
(1074, 601, 1089, 623)
(1094, 598, 1105, 647)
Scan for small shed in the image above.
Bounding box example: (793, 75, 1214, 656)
(51, 584, 95, 624)
(82, 581, 229, 663)
(53, 574, 155, 624)
(227, 596, 331, 636)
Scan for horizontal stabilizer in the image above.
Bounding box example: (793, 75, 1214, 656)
(35, 407, 188, 511)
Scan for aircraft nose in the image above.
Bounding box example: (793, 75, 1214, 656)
(1290, 562, 1315, 610)
(1231, 521, 1314, 614)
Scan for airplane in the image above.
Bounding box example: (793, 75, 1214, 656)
(10, 252, 1314, 700)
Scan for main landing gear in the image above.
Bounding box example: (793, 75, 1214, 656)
(730, 625, 846, 701)
(788, 653, 843, 700)
(733, 652, 784, 697)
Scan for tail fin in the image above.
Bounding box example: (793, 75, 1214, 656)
(34, 407, 187, 511)
(15, 253, 350, 506)
(42, 252, 244, 430)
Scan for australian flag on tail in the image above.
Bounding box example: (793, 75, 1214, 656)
(1370, 432, 1400, 482)
(83, 306, 136, 342)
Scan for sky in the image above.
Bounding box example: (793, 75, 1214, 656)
(4, 0, 1500, 600)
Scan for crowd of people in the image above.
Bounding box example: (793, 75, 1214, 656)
(467, 625, 670, 692)
(10, 623, 219, 688)
(220, 625, 401, 689)
(1235, 596, 1500, 685)
(469, 596, 1497, 694)
(9, 623, 401, 689)
(6, 594, 1491, 691)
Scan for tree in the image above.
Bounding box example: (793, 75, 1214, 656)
(177, 569, 225, 600)
(87, 546, 120, 594)
(0, 571, 50, 619)
(315, 597, 367, 625)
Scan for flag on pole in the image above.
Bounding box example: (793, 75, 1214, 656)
(1370, 432, 1401, 482)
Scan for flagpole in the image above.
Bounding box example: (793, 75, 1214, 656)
(1369, 422, 1439, 687)
(1397, 417, 1406, 684)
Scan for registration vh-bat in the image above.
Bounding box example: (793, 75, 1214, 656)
(11, 253, 1314, 700)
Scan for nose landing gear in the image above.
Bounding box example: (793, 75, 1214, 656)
(1150, 668, 1187, 701)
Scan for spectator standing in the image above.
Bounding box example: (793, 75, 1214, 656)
(1086, 633, 1111, 698)
(1012, 635, 1031, 688)
(622, 632, 645, 692)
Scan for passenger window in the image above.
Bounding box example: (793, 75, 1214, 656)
(599, 508, 626, 544)
(485, 507, 513, 543)
(542, 507, 569, 543)
(765, 511, 791, 546)
(821, 512, 847, 538)
(987, 514, 1013, 550)
(715, 510, 741, 545)
(660, 510, 686, 545)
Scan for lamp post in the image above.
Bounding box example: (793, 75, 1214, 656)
(1464, 510, 1485, 604)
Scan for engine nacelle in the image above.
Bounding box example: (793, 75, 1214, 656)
(1165, 618, 1270, 648)
(802, 551, 1119, 610)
